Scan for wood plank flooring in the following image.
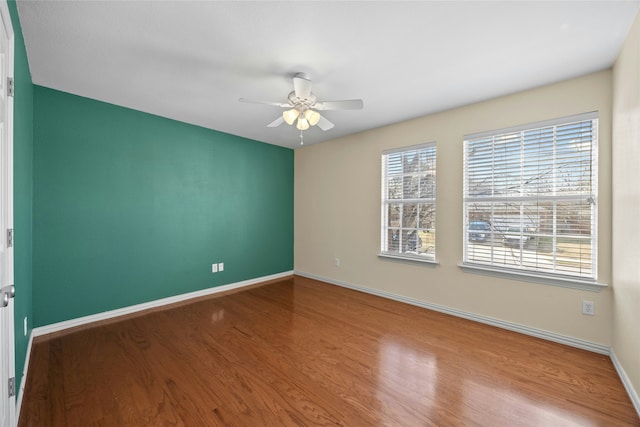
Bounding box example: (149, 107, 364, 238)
(19, 275, 640, 426)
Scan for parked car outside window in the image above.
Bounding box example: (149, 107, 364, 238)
(503, 227, 534, 247)
(468, 221, 490, 242)
(404, 230, 422, 252)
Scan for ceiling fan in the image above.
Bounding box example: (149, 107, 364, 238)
(239, 72, 363, 132)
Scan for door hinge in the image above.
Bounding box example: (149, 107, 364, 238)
(8, 377, 15, 397)
(7, 77, 13, 97)
(6, 228, 13, 248)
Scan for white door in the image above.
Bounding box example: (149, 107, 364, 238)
(0, 1, 14, 426)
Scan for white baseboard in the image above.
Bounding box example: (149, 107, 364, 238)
(32, 271, 293, 338)
(16, 330, 34, 425)
(294, 271, 610, 355)
(610, 349, 640, 417)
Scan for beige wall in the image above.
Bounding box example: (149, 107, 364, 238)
(295, 70, 612, 346)
(612, 11, 640, 406)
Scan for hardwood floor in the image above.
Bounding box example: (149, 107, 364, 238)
(19, 275, 639, 426)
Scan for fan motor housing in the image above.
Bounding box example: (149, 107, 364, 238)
(288, 91, 316, 108)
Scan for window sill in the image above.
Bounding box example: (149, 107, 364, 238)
(458, 263, 607, 292)
(378, 253, 439, 266)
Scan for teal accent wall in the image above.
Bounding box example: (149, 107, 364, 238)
(8, 0, 34, 392)
(33, 87, 293, 326)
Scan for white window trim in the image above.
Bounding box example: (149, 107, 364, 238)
(458, 262, 607, 292)
(381, 141, 437, 263)
(465, 111, 598, 140)
(378, 252, 439, 265)
(462, 112, 600, 287)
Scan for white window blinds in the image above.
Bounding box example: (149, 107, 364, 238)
(381, 143, 436, 260)
(463, 112, 598, 280)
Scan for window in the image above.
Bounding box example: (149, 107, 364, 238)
(381, 143, 436, 261)
(463, 112, 598, 281)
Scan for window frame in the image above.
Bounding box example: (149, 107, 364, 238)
(380, 142, 437, 264)
(461, 112, 606, 291)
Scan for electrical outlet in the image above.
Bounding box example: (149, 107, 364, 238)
(212, 263, 218, 273)
(582, 300, 595, 316)
(335, 258, 340, 267)
(218, 262, 224, 272)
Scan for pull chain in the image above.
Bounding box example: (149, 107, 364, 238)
(299, 130, 304, 145)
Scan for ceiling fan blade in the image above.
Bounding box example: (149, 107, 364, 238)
(267, 116, 285, 128)
(317, 114, 335, 131)
(239, 98, 289, 108)
(314, 99, 364, 111)
(293, 73, 312, 99)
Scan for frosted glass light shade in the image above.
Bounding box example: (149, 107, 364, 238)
(304, 109, 321, 126)
(296, 117, 310, 130)
(283, 109, 299, 125)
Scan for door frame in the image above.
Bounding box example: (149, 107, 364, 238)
(0, 0, 15, 426)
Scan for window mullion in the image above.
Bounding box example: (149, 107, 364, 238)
(552, 200, 557, 273)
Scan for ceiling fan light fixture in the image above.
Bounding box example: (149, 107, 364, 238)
(296, 117, 310, 130)
(240, 72, 363, 136)
(304, 109, 321, 126)
(283, 109, 299, 125)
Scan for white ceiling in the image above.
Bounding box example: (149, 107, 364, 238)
(17, 1, 640, 149)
